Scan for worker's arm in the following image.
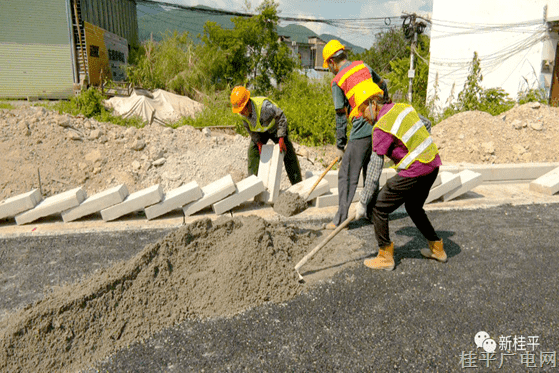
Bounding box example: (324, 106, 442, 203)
(360, 151, 384, 207)
(418, 114, 432, 134)
(331, 84, 348, 150)
(261, 100, 287, 138)
(366, 64, 391, 104)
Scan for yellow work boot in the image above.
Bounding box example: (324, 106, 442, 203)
(420, 239, 447, 263)
(364, 242, 395, 271)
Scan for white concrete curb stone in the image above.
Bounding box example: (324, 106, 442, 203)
(62, 184, 129, 222)
(0, 189, 42, 220)
(16, 187, 87, 225)
(183, 175, 236, 216)
(101, 184, 163, 222)
(529, 166, 559, 195)
(145, 181, 202, 220)
(213, 175, 265, 215)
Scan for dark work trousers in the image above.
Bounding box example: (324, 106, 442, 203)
(333, 136, 372, 226)
(372, 167, 440, 248)
(247, 133, 302, 185)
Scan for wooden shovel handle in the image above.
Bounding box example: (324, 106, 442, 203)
(304, 156, 339, 201)
(294, 211, 355, 272)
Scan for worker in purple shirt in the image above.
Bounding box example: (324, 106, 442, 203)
(351, 80, 448, 271)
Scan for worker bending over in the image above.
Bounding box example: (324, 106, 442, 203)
(352, 80, 447, 271)
(230, 86, 302, 185)
(323, 39, 390, 230)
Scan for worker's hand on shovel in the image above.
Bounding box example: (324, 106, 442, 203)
(278, 137, 287, 153)
(355, 201, 367, 220)
(336, 146, 345, 162)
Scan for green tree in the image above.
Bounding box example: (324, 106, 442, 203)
(456, 51, 484, 111)
(385, 34, 430, 107)
(355, 26, 408, 75)
(202, 0, 296, 92)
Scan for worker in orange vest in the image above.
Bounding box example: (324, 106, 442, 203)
(323, 39, 390, 229)
(230, 86, 302, 185)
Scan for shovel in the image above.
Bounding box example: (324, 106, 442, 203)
(303, 156, 339, 201)
(294, 211, 356, 283)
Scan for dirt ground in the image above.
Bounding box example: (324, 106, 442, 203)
(1, 100, 559, 372)
(1, 101, 559, 202)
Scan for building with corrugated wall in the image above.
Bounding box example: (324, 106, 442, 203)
(0, 0, 138, 99)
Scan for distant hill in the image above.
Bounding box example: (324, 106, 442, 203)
(137, 5, 365, 54)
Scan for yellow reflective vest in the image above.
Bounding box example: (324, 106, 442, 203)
(374, 103, 439, 170)
(238, 97, 278, 133)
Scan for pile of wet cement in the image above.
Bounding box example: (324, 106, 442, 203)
(0, 216, 318, 373)
(273, 191, 309, 217)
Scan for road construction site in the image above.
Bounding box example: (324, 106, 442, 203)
(2, 102, 559, 371)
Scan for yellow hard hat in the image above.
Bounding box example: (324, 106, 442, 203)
(349, 79, 384, 119)
(230, 86, 250, 113)
(322, 40, 345, 68)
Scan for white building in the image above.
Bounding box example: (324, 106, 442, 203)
(426, 0, 559, 113)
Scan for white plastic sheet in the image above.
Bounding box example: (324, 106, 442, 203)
(104, 89, 205, 125)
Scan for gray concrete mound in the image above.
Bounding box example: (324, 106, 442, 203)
(273, 191, 309, 217)
(0, 216, 320, 373)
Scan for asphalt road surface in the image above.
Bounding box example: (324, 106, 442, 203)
(2, 203, 559, 372)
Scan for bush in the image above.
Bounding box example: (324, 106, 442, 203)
(0, 103, 15, 110)
(517, 88, 548, 105)
(271, 72, 335, 146)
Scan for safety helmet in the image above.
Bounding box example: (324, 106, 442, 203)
(230, 86, 250, 113)
(322, 40, 345, 68)
(349, 79, 384, 119)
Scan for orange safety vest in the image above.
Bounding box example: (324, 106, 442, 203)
(331, 61, 373, 119)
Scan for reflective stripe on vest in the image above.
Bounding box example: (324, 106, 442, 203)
(238, 97, 277, 133)
(374, 103, 439, 170)
(331, 61, 372, 118)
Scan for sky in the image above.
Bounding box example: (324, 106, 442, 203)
(157, 0, 434, 49)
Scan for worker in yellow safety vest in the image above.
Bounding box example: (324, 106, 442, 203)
(322, 39, 391, 230)
(351, 79, 448, 271)
(230, 86, 302, 185)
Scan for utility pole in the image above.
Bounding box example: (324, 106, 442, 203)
(407, 14, 417, 103)
(402, 12, 428, 103)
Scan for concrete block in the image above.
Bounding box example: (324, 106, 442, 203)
(145, 181, 203, 220)
(443, 170, 483, 201)
(183, 175, 236, 216)
(62, 184, 129, 222)
(286, 175, 330, 201)
(101, 184, 163, 222)
(439, 163, 559, 183)
(212, 175, 265, 215)
(255, 144, 283, 204)
(315, 188, 362, 208)
(0, 189, 42, 220)
(529, 166, 559, 195)
(15, 187, 87, 225)
(425, 172, 462, 204)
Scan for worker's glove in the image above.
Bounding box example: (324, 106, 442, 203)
(278, 137, 287, 153)
(336, 147, 345, 162)
(355, 202, 367, 220)
(257, 142, 263, 155)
